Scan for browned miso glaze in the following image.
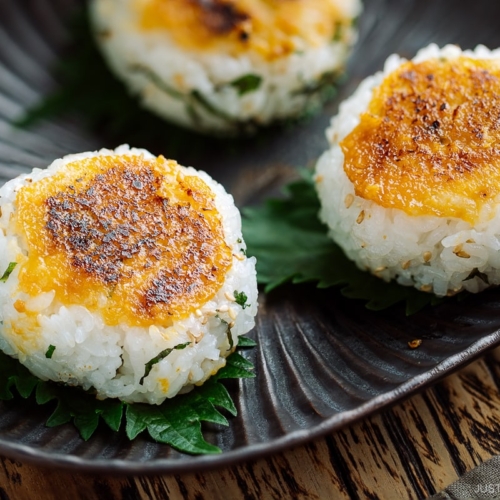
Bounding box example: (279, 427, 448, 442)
(139, 0, 348, 60)
(15, 155, 232, 327)
(341, 57, 500, 223)
(194, 0, 250, 36)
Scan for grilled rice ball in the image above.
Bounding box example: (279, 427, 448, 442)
(0, 145, 258, 404)
(90, 0, 362, 135)
(315, 44, 500, 297)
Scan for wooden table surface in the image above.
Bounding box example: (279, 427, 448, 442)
(1, 347, 499, 500)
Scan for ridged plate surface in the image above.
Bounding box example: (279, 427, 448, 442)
(1, 0, 500, 474)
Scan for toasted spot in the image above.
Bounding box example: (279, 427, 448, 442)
(344, 193, 354, 208)
(341, 56, 500, 223)
(453, 244, 470, 258)
(139, 0, 352, 60)
(15, 155, 232, 327)
(423, 251, 432, 262)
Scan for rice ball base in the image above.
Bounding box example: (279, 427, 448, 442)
(315, 44, 500, 297)
(0, 146, 258, 404)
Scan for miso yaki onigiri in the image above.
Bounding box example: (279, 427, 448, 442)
(315, 44, 500, 297)
(0, 145, 258, 404)
(90, 0, 362, 135)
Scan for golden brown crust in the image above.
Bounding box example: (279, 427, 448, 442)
(341, 57, 500, 223)
(139, 0, 348, 60)
(16, 155, 232, 326)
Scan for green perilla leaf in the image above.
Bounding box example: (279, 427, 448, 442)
(0, 337, 255, 454)
(242, 171, 442, 315)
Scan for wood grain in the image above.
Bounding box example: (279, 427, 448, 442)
(2, 348, 500, 500)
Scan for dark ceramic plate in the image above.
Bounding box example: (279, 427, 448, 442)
(1, 0, 500, 474)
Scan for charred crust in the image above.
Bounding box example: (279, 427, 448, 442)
(194, 0, 249, 35)
(345, 59, 500, 180)
(341, 57, 500, 221)
(44, 162, 230, 314)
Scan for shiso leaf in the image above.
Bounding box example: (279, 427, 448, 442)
(241, 171, 442, 315)
(127, 403, 220, 455)
(35, 382, 124, 439)
(124, 404, 149, 440)
(141, 341, 191, 384)
(0, 262, 17, 283)
(234, 290, 249, 309)
(125, 347, 254, 454)
(45, 345, 56, 359)
(230, 74, 263, 95)
(14, 373, 39, 399)
(195, 378, 237, 417)
(0, 337, 255, 453)
(219, 353, 256, 379)
(237, 336, 257, 348)
(177, 385, 229, 426)
(0, 354, 38, 400)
